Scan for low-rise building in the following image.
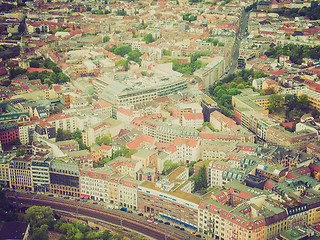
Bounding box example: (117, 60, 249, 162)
(255, 163, 288, 183)
(67, 150, 92, 168)
(55, 140, 79, 152)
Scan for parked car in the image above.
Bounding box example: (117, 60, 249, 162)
(195, 234, 202, 238)
(174, 225, 180, 229)
(164, 222, 170, 225)
(93, 202, 98, 205)
(138, 213, 143, 216)
(180, 227, 185, 231)
(158, 220, 163, 223)
(120, 207, 127, 212)
(48, 194, 54, 197)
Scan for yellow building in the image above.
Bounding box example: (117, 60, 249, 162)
(90, 144, 102, 163)
(108, 173, 120, 204)
(9, 158, 33, 191)
(308, 204, 320, 225)
(0, 160, 10, 187)
(298, 89, 320, 111)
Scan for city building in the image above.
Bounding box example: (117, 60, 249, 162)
(31, 155, 52, 192)
(119, 176, 142, 210)
(49, 160, 80, 197)
(80, 167, 111, 202)
(0, 122, 20, 147)
(9, 156, 33, 191)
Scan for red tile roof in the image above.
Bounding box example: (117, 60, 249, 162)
(27, 67, 53, 73)
(264, 180, 274, 190)
(286, 172, 298, 179)
(173, 138, 198, 147)
(127, 135, 154, 150)
(182, 112, 203, 120)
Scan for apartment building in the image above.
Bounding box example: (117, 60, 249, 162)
(0, 158, 10, 188)
(109, 156, 143, 178)
(194, 56, 225, 89)
(255, 163, 288, 183)
(55, 139, 79, 152)
(181, 113, 204, 129)
(170, 138, 200, 164)
(119, 176, 142, 210)
(46, 113, 77, 132)
(0, 122, 20, 147)
(172, 103, 203, 121)
(207, 160, 233, 187)
(137, 181, 200, 229)
(298, 89, 320, 111)
(80, 168, 111, 202)
(131, 149, 157, 171)
(200, 140, 237, 161)
(141, 119, 199, 143)
(266, 125, 317, 151)
(9, 156, 33, 191)
(82, 118, 124, 147)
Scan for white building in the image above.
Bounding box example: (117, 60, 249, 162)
(118, 177, 142, 210)
(117, 107, 135, 126)
(172, 138, 200, 164)
(181, 112, 204, 129)
(79, 168, 111, 202)
(208, 160, 233, 187)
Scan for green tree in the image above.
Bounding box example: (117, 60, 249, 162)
(18, 23, 25, 34)
(312, 108, 320, 119)
(143, 33, 156, 44)
(194, 165, 208, 192)
(127, 49, 142, 65)
(115, 59, 127, 68)
(188, 161, 196, 176)
(116, 9, 127, 16)
(56, 128, 64, 142)
(25, 206, 55, 229)
(297, 94, 309, 110)
(103, 36, 110, 43)
(16, 148, 26, 157)
(114, 46, 132, 57)
(30, 59, 41, 68)
(162, 160, 183, 175)
(31, 225, 49, 240)
(269, 94, 284, 113)
(95, 133, 112, 146)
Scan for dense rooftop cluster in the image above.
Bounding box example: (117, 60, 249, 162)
(1, 0, 320, 239)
